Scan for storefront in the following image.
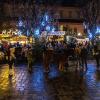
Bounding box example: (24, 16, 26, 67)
(41, 31, 65, 42)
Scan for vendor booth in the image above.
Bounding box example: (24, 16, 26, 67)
(41, 31, 65, 42)
(0, 34, 28, 45)
(0, 29, 33, 45)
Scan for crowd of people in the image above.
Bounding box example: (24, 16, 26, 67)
(0, 43, 34, 76)
(43, 41, 100, 72)
(0, 40, 100, 76)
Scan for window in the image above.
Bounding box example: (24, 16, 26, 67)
(76, 11, 81, 18)
(60, 10, 63, 18)
(68, 11, 72, 18)
(74, 28, 77, 33)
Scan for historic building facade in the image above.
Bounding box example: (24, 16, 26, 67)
(53, 6, 84, 37)
(0, 2, 85, 37)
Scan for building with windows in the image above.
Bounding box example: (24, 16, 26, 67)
(0, 2, 85, 36)
(2, 0, 99, 38)
(52, 6, 84, 37)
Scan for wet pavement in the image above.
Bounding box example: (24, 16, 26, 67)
(0, 61, 100, 100)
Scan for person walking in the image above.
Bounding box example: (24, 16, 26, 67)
(75, 45, 81, 69)
(80, 46, 88, 71)
(0, 50, 4, 65)
(93, 45, 100, 69)
(43, 42, 53, 73)
(7, 46, 16, 77)
(27, 48, 34, 73)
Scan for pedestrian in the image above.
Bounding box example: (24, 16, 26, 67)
(80, 46, 88, 71)
(27, 48, 34, 73)
(0, 50, 4, 65)
(21, 45, 28, 63)
(7, 46, 16, 77)
(43, 43, 53, 73)
(75, 45, 81, 69)
(93, 45, 100, 69)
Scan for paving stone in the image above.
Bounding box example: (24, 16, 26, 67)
(0, 62, 100, 100)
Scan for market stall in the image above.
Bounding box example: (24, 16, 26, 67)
(10, 35, 28, 44)
(41, 31, 65, 42)
(0, 29, 30, 45)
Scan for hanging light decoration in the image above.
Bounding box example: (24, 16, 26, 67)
(18, 20, 23, 27)
(34, 28, 40, 35)
(96, 26, 100, 34)
(51, 27, 56, 32)
(45, 14, 49, 21)
(88, 30, 93, 39)
(46, 25, 51, 31)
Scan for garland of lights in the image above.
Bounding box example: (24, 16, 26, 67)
(17, 13, 56, 37)
(34, 13, 56, 36)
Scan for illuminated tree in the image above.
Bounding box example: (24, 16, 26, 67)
(82, 0, 100, 39)
(17, 0, 56, 38)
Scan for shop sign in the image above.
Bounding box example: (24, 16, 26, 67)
(48, 31, 65, 36)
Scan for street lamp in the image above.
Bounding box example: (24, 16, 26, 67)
(77, 32, 82, 36)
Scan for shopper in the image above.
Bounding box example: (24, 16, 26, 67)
(93, 45, 100, 69)
(0, 50, 4, 65)
(7, 46, 16, 76)
(75, 45, 81, 68)
(27, 48, 34, 72)
(80, 46, 88, 71)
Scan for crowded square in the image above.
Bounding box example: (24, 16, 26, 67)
(0, 0, 100, 100)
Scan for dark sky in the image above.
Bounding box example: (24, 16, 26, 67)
(0, 0, 88, 6)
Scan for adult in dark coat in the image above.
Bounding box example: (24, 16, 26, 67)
(80, 46, 88, 70)
(93, 45, 100, 69)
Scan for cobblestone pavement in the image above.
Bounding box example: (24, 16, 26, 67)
(0, 61, 100, 100)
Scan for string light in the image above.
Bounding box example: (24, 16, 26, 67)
(41, 21, 45, 26)
(45, 14, 49, 21)
(18, 20, 23, 27)
(18, 30, 22, 35)
(52, 27, 56, 32)
(96, 26, 100, 34)
(88, 30, 93, 39)
(34, 29, 40, 35)
(46, 26, 50, 31)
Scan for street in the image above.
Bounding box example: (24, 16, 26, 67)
(0, 61, 100, 100)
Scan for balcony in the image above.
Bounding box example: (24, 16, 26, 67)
(56, 18, 84, 23)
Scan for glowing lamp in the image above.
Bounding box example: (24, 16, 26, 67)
(41, 22, 45, 26)
(45, 14, 49, 21)
(35, 29, 40, 35)
(89, 33, 93, 39)
(46, 26, 50, 31)
(52, 27, 55, 32)
(60, 25, 63, 31)
(18, 20, 23, 27)
(96, 26, 100, 34)
(77, 33, 82, 36)
(18, 30, 22, 35)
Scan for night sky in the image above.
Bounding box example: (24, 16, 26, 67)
(0, 0, 88, 6)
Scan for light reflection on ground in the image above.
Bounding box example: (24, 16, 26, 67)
(0, 62, 100, 100)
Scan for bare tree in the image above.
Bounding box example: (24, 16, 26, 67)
(15, 0, 57, 40)
(82, 0, 100, 39)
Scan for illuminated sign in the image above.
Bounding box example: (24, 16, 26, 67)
(48, 31, 65, 36)
(2, 29, 21, 35)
